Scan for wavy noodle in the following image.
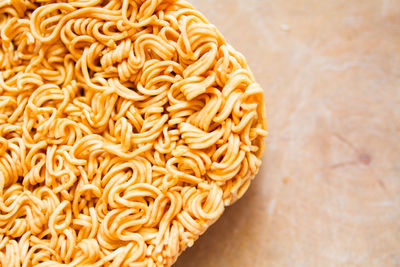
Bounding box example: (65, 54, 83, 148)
(0, 0, 267, 266)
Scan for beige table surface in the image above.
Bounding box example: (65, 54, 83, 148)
(174, 0, 400, 266)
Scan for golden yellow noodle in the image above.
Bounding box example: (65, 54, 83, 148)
(0, 0, 267, 266)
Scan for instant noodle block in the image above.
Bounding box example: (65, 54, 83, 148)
(0, 0, 267, 266)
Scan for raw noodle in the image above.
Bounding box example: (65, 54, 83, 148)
(0, 0, 267, 266)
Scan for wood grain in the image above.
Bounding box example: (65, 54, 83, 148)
(174, 0, 400, 266)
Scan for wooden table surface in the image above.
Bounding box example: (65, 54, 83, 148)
(174, 0, 400, 266)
